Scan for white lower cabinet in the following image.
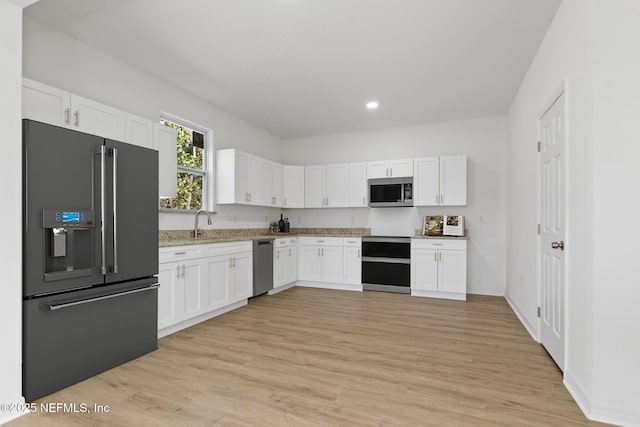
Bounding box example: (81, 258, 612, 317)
(274, 238, 298, 289)
(158, 241, 252, 336)
(411, 239, 467, 300)
(297, 237, 361, 290)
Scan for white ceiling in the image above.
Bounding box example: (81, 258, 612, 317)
(25, 0, 560, 139)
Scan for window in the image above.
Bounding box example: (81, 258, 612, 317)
(160, 119, 209, 210)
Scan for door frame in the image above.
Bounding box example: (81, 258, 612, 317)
(536, 80, 570, 372)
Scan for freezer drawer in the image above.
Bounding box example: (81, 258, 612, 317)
(23, 279, 158, 402)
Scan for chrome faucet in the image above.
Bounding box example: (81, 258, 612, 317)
(194, 209, 212, 240)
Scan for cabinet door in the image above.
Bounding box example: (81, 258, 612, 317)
(70, 94, 125, 141)
(247, 155, 261, 205)
(233, 151, 250, 204)
(438, 250, 467, 294)
(348, 162, 368, 207)
(272, 163, 284, 207)
(366, 161, 389, 179)
(154, 123, 177, 199)
(157, 262, 180, 330)
(411, 249, 438, 291)
(326, 163, 349, 207)
(22, 78, 71, 127)
(286, 246, 298, 284)
(231, 252, 253, 301)
(125, 113, 154, 149)
(181, 259, 207, 320)
(439, 155, 467, 206)
(299, 245, 322, 281)
(414, 157, 440, 206)
(284, 165, 305, 208)
(389, 158, 414, 177)
(205, 255, 231, 311)
(274, 247, 289, 288)
(305, 165, 327, 208)
(259, 159, 272, 206)
(343, 246, 361, 285)
(321, 246, 343, 284)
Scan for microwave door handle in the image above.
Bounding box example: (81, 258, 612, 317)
(99, 146, 107, 275)
(112, 147, 119, 274)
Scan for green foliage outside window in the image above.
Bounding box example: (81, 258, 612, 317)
(162, 120, 205, 210)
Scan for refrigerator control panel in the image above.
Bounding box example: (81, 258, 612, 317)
(42, 210, 95, 228)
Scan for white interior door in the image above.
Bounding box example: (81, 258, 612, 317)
(539, 91, 566, 371)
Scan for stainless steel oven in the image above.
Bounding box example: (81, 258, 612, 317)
(362, 236, 411, 293)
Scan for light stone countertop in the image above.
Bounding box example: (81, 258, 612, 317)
(412, 229, 469, 240)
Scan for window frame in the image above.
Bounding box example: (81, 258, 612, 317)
(160, 112, 215, 212)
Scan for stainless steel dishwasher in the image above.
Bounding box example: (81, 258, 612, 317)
(252, 238, 274, 296)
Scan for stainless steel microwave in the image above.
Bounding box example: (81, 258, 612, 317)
(368, 177, 413, 207)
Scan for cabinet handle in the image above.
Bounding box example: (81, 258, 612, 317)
(289, 248, 291, 257)
(284, 198, 287, 206)
(174, 251, 187, 255)
(74, 110, 79, 127)
(322, 248, 324, 256)
(326, 197, 329, 206)
(439, 252, 442, 262)
(358, 249, 360, 258)
(317, 248, 320, 256)
(277, 250, 280, 259)
(233, 257, 236, 268)
(176, 266, 180, 278)
(386, 168, 389, 177)
(181, 265, 185, 277)
(64, 108, 70, 125)
(390, 168, 393, 177)
(435, 194, 438, 204)
(434, 252, 437, 262)
(440, 194, 444, 204)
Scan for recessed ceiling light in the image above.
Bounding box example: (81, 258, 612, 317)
(366, 101, 379, 110)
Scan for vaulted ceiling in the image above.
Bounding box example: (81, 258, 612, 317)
(25, 0, 560, 138)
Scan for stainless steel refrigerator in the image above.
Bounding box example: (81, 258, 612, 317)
(22, 120, 159, 402)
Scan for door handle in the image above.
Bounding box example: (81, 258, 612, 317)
(47, 284, 160, 311)
(112, 147, 119, 274)
(99, 146, 107, 275)
(551, 241, 565, 251)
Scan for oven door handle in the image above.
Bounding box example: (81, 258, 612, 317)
(361, 256, 410, 264)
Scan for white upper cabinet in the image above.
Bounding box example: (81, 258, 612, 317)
(366, 158, 413, 178)
(414, 155, 467, 206)
(283, 166, 305, 208)
(22, 78, 71, 127)
(22, 78, 126, 143)
(439, 155, 467, 206)
(305, 164, 349, 208)
(216, 149, 284, 207)
(326, 163, 349, 208)
(125, 113, 154, 149)
(347, 162, 367, 207)
(154, 123, 177, 199)
(70, 94, 125, 141)
(304, 165, 327, 208)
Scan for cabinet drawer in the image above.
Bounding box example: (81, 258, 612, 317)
(159, 246, 204, 263)
(298, 236, 343, 247)
(205, 241, 252, 257)
(411, 239, 467, 250)
(275, 238, 296, 248)
(343, 237, 362, 247)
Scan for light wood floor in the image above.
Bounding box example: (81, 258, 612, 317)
(9, 287, 602, 426)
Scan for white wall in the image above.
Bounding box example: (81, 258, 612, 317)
(508, 0, 640, 424)
(282, 115, 508, 296)
(591, 1, 640, 421)
(22, 17, 285, 231)
(0, 1, 26, 423)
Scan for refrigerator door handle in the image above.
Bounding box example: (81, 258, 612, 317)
(112, 147, 119, 274)
(100, 146, 107, 275)
(46, 284, 160, 311)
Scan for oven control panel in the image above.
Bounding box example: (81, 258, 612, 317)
(42, 210, 95, 228)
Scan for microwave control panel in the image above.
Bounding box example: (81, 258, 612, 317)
(42, 210, 95, 228)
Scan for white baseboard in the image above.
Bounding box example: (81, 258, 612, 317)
(296, 281, 363, 292)
(158, 300, 247, 338)
(268, 282, 296, 295)
(468, 289, 505, 297)
(0, 396, 27, 425)
(564, 373, 640, 426)
(505, 294, 539, 342)
(411, 290, 466, 301)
